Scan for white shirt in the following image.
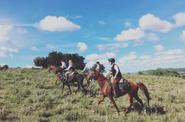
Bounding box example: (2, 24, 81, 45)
(65, 63, 73, 70)
(60, 61, 66, 69)
(96, 64, 100, 71)
(111, 63, 119, 77)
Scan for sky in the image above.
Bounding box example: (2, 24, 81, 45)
(1, 0, 185, 72)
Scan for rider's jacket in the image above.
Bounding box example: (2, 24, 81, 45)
(111, 63, 122, 80)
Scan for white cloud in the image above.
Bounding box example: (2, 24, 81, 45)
(139, 13, 173, 33)
(46, 43, 74, 49)
(154, 44, 165, 52)
(146, 33, 159, 41)
(77, 42, 88, 52)
(24, 65, 33, 68)
(38, 16, 80, 32)
(97, 43, 128, 51)
(0, 25, 13, 42)
(119, 52, 137, 66)
(119, 48, 185, 72)
(86, 52, 116, 69)
(0, 24, 19, 58)
(180, 30, 185, 42)
(0, 46, 18, 57)
(115, 28, 145, 42)
(98, 20, 106, 25)
(124, 21, 132, 28)
(173, 12, 185, 28)
(31, 46, 39, 51)
(99, 37, 112, 41)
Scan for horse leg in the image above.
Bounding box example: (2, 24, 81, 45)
(125, 95, 133, 114)
(108, 95, 120, 113)
(134, 94, 144, 107)
(80, 77, 85, 91)
(62, 81, 65, 90)
(86, 77, 90, 88)
(65, 80, 72, 94)
(129, 95, 133, 107)
(94, 95, 105, 112)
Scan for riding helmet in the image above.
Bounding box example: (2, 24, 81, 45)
(108, 58, 115, 63)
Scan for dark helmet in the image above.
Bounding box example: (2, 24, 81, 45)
(108, 58, 115, 63)
(96, 61, 100, 64)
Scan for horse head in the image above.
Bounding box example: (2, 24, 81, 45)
(48, 65, 58, 74)
(90, 69, 103, 80)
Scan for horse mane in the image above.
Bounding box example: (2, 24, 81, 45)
(98, 72, 107, 81)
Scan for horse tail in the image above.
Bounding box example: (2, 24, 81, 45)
(137, 82, 151, 106)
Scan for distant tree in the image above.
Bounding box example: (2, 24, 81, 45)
(63, 53, 85, 70)
(34, 51, 85, 70)
(138, 71, 143, 75)
(47, 51, 64, 67)
(0, 65, 9, 70)
(3, 65, 8, 70)
(33, 57, 48, 68)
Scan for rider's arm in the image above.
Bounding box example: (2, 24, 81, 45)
(65, 64, 72, 70)
(82, 65, 87, 72)
(96, 64, 100, 71)
(114, 65, 119, 79)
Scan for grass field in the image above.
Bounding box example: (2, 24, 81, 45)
(0, 68, 185, 122)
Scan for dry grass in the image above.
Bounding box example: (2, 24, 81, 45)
(0, 69, 185, 122)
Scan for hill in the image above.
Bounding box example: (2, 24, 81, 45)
(138, 68, 185, 78)
(0, 69, 185, 122)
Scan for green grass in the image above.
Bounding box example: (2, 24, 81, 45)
(0, 69, 185, 122)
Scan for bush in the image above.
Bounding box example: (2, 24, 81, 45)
(33, 57, 48, 68)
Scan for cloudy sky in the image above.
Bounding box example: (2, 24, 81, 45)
(1, 0, 185, 72)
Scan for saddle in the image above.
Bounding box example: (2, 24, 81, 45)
(108, 77, 130, 98)
(67, 71, 77, 81)
(118, 78, 130, 91)
(68, 71, 75, 77)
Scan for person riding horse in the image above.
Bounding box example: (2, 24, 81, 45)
(95, 61, 105, 73)
(108, 58, 123, 97)
(65, 59, 75, 80)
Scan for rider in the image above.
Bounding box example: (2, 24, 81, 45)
(95, 61, 105, 73)
(82, 63, 89, 73)
(108, 58, 122, 97)
(65, 59, 75, 80)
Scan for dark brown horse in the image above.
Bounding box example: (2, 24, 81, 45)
(91, 70, 150, 114)
(48, 65, 72, 93)
(49, 65, 85, 93)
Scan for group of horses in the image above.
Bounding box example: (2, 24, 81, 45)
(49, 65, 151, 115)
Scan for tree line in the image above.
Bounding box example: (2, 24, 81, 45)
(33, 51, 85, 70)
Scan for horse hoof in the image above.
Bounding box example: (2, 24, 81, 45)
(117, 112, 120, 116)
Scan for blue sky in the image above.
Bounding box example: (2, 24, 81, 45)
(1, 0, 185, 72)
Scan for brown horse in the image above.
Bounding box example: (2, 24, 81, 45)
(91, 70, 150, 114)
